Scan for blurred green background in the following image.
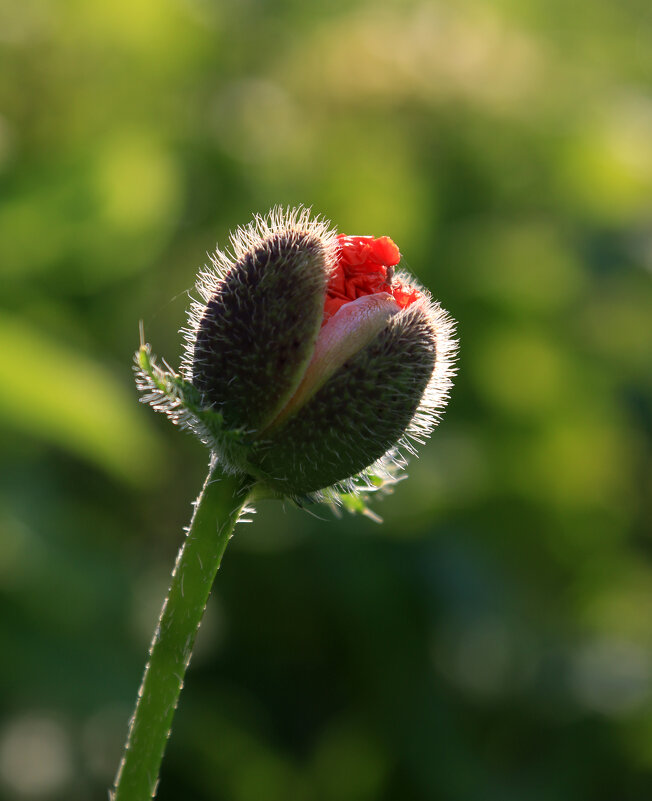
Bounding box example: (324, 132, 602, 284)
(1, 0, 652, 799)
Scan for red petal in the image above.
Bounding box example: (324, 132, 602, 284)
(371, 236, 401, 266)
(323, 234, 419, 326)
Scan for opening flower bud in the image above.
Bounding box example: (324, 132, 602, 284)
(138, 207, 457, 502)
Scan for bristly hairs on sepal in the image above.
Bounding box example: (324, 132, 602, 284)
(179, 205, 339, 385)
(396, 285, 458, 447)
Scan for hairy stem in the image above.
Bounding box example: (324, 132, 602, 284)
(113, 459, 255, 800)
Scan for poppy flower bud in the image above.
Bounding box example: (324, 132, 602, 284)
(137, 207, 457, 504)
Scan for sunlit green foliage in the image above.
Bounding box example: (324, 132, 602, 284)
(1, 0, 651, 799)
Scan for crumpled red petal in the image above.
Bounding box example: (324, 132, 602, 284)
(323, 234, 421, 324)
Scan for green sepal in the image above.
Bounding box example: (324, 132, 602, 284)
(291, 469, 404, 524)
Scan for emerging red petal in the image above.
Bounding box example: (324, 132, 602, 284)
(323, 235, 421, 324)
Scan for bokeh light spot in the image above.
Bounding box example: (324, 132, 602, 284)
(0, 715, 73, 798)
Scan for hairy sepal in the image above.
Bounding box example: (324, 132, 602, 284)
(190, 229, 330, 434)
(246, 302, 438, 495)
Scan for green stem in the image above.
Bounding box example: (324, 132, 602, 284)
(113, 459, 255, 801)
